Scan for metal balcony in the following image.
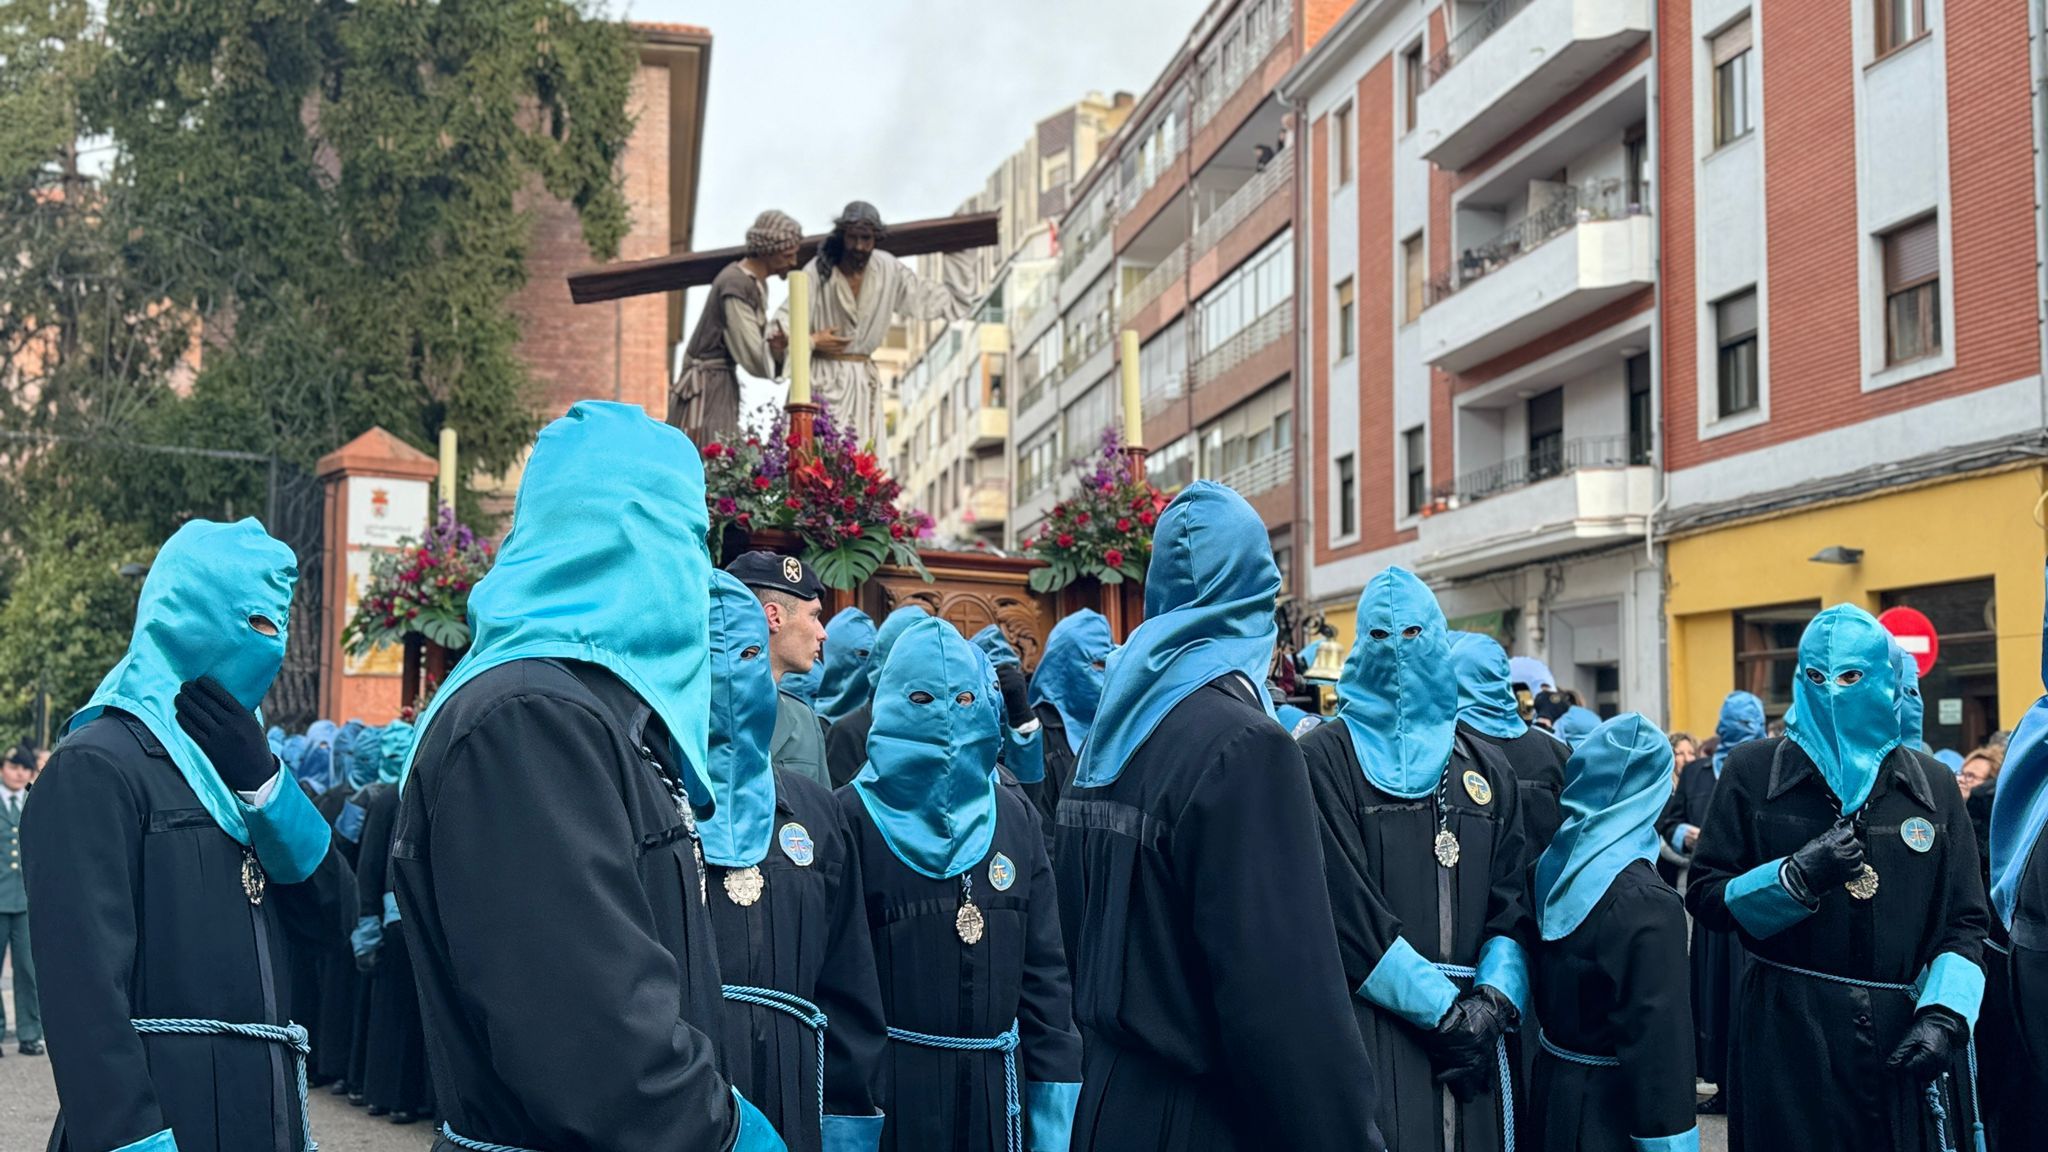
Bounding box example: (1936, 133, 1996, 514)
(1218, 450, 1294, 498)
(1190, 164, 1291, 257)
(1415, 436, 1653, 578)
(1191, 297, 1292, 386)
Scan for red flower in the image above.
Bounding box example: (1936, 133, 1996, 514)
(1075, 512, 1091, 526)
(1116, 518, 1132, 531)
(1021, 536, 1035, 549)
(746, 436, 761, 447)
(786, 498, 804, 510)
(1057, 533, 1074, 548)
(1139, 511, 1157, 527)
(703, 443, 725, 459)
(1052, 504, 1067, 520)
(737, 513, 753, 529)
(890, 523, 905, 539)
(1105, 548, 1125, 568)
(841, 522, 862, 539)
(752, 475, 772, 490)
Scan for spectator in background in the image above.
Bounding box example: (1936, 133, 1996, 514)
(1959, 745, 2003, 799)
(1961, 744, 2005, 876)
(1668, 732, 1698, 787)
(1, 744, 41, 1055)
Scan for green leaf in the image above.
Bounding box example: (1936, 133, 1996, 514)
(1098, 566, 1125, 585)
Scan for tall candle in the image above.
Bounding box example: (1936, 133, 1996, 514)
(437, 427, 458, 510)
(787, 270, 812, 407)
(1120, 328, 1142, 449)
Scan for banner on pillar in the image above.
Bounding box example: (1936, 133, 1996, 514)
(343, 477, 431, 676)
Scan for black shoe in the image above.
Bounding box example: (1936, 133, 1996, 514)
(366, 1105, 390, 1118)
(390, 1111, 420, 1126)
(17, 1041, 43, 1055)
(327, 1081, 352, 1096)
(348, 1093, 367, 1108)
(1696, 1092, 1727, 1115)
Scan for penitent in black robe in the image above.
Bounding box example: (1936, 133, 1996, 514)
(2005, 814, 2048, 1148)
(1687, 739, 1987, 1152)
(1463, 721, 1567, 861)
(1298, 722, 1531, 1152)
(837, 785, 1081, 1152)
(392, 659, 739, 1151)
(825, 703, 874, 789)
(1657, 757, 1742, 1088)
(355, 784, 432, 1118)
(705, 769, 887, 1152)
(1023, 702, 1076, 863)
(310, 782, 366, 1090)
(1530, 859, 1695, 1152)
(1055, 677, 1385, 1152)
(25, 712, 355, 1152)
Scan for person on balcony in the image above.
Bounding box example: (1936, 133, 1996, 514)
(670, 209, 803, 444)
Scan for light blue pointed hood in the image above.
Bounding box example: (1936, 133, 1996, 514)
(1889, 637, 1925, 751)
(298, 720, 338, 793)
(972, 624, 1021, 669)
(1992, 568, 2048, 927)
(1555, 707, 1604, 751)
(701, 571, 780, 867)
(1029, 609, 1113, 756)
(399, 402, 716, 811)
(814, 608, 878, 721)
(1785, 605, 1900, 815)
(70, 518, 297, 846)
(377, 720, 416, 786)
(864, 606, 934, 696)
(340, 721, 380, 789)
(1074, 482, 1279, 788)
(1712, 691, 1765, 776)
(1449, 631, 1526, 740)
(282, 732, 308, 771)
(268, 725, 287, 757)
(1533, 713, 1674, 939)
(854, 616, 1003, 879)
(1508, 657, 1556, 693)
(1337, 567, 1457, 798)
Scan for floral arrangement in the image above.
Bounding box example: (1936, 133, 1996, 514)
(341, 504, 496, 656)
(702, 402, 934, 589)
(1022, 428, 1167, 592)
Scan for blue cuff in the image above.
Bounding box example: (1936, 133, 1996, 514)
(242, 772, 330, 884)
(1476, 935, 1531, 1022)
(1916, 951, 1986, 1030)
(1025, 1081, 1080, 1152)
(1632, 1129, 1701, 1152)
(1358, 937, 1462, 1030)
(1725, 857, 1816, 939)
(112, 1130, 179, 1152)
(351, 915, 383, 958)
(335, 800, 366, 844)
(382, 890, 401, 926)
(1005, 724, 1047, 784)
(1667, 824, 1696, 854)
(820, 1113, 885, 1152)
(731, 1088, 790, 1152)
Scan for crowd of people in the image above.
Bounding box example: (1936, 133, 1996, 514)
(8, 399, 2048, 1152)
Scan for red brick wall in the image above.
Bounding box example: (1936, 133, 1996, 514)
(1663, 0, 2039, 471)
(1658, 0, 1699, 457)
(1303, 0, 1351, 52)
(507, 57, 675, 423)
(1310, 111, 1335, 562)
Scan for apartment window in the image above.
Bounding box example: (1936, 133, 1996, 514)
(1625, 123, 1650, 211)
(1336, 278, 1356, 359)
(1403, 426, 1427, 517)
(1877, 0, 1929, 55)
(1527, 389, 1564, 480)
(1713, 16, 1754, 147)
(1151, 437, 1195, 493)
(1402, 43, 1424, 133)
(1626, 353, 1653, 465)
(1402, 233, 1426, 323)
(1883, 215, 1941, 365)
(1334, 103, 1354, 187)
(1735, 601, 1821, 720)
(1336, 454, 1358, 537)
(1716, 289, 1760, 417)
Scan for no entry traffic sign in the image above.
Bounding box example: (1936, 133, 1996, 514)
(1877, 606, 1939, 677)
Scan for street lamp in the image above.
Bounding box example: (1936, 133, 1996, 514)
(1809, 546, 1864, 565)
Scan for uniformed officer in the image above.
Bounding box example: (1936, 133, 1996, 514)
(728, 551, 832, 790)
(0, 744, 40, 1056)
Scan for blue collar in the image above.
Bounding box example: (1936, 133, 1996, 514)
(1073, 483, 1279, 787)
(400, 402, 716, 810)
(1449, 632, 1526, 739)
(814, 607, 877, 721)
(1337, 567, 1456, 798)
(700, 572, 780, 867)
(71, 518, 297, 845)
(1785, 605, 1900, 815)
(853, 618, 1002, 878)
(1533, 713, 1674, 938)
(1028, 610, 1113, 757)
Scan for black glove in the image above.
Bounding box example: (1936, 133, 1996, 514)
(1429, 986, 1518, 1100)
(174, 677, 277, 792)
(1784, 822, 1867, 900)
(996, 664, 1034, 729)
(1886, 1007, 1968, 1084)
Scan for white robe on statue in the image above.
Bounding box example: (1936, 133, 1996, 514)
(775, 249, 973, 448)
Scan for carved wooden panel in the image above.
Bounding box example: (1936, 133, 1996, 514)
(865, 553, 1056, 672)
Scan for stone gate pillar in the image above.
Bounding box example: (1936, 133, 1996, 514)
(316, 429, 438, 723)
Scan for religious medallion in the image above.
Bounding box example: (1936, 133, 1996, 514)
(1462, 770, 1492, 805)
(724, 865, 765, 907)
(957, 901, 986, 945)
(1900, 817, 1935, 854)
(240, 847, 267, 906)
(988, 853, 1016, 892)
(779, 822, 816, 866)
(1433, 830, 1461, 869)
(1845, 863, 1880, 900)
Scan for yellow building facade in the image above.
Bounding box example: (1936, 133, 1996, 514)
(1665, 466, 2048, 748)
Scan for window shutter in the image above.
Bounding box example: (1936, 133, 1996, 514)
(1712, 15, 1753, 65)
(1885, 217, 1940, 289)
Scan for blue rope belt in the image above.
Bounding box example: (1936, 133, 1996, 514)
(439, 1124, 542, 1152)
(1536, 1028, 1621, 1068)
(1750, 954, 1985, 1152)
(723, 984, 830, 1120)
(131, 1018, 317, 1152)
(1435, 963, 1515, 1152)
(886, 1019, 1022, 1152)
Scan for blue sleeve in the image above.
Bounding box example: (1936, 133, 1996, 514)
(111, 1131, 179, 1152)
(730, 1088, 790, 1152)
(335, 799, 367, 844)
(820, 1112, 885, 1152)
(240, 770, 331, 885)
(1476, 935, 1531, 1021)
(1358, 936, 1461, 1030)
(1632, 1130, 1701, 1152)
(1005, 723, 1047, 785)
(381, 889, 401, 926)
(1025, 1081, 1080, 1152)
(1724, 857, 1816, 939)
(1666, 824, 1696, 854)
(1916, 951, 1986, 1029)
(351, 915, 383, 958)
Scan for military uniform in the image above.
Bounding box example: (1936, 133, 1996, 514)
(0, 774, 40, 1052)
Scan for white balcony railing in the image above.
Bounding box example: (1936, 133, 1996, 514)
(1218, 450, 1293, 498)
(1120, 246, 1187, 326)
(1190, 164, 1291, 256)
(1193, 0, 1294, 130)
(1141, 370, 1186, 418)
(1192, 297, 1292, 386)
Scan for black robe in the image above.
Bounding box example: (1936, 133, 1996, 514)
(1023, 702, 1076, 861)
(343, 783, 387, 1100)
(705, 769, 887, 1152)
(825, 702, 873, 789)
(1299, 722, 1531, 1152)
(310, 782, 366, 1090)
(1054, 676, 1384, 1152)
(2006, 805, 2048, 1148)
(836, 784, 1082, 1152)
(24, 712, 355, 1152)
(1687, 739, 1987, 1152)
(356, 783, 431, 1117)
(391, 658, 738, 1151)
(1656, 757, 1743, 1089)
(1530, 859, 1695, 1152)
(1463, 721, 1567, 861)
